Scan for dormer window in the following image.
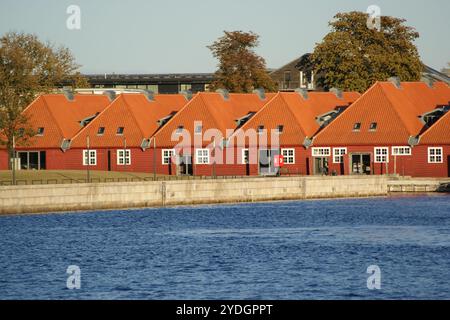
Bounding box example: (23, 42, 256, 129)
(353, 122, 361, 131)
(369, 122, 377, 131)
(36, 127, 45, 136)
(257, 125, 265, 135)
(276, 125, 284, 134)
(116, 127, 124, 135)
(97, 127, 105, 136)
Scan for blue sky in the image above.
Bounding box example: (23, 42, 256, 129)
(0, 0, 448, 74)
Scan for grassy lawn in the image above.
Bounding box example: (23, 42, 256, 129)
(0, 170, 170, 185)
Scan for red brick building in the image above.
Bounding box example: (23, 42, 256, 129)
(311, 81, 450, 176)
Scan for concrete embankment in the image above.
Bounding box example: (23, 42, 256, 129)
(388, 177, 450, 193)
(0, 176, 389, 215)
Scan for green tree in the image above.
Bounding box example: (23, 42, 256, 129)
(0, 32, 86, 168)
(208, 31, 276, 93)
(311, 12, 423, 92)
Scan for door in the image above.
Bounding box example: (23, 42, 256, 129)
(258, 149, 280, 176)
(351, 153, 371, 175)
(447, 155, 450, 177)
(107, 150, 112, 171)
(179, 155, 193, 175)
(314, 157, 329, 175)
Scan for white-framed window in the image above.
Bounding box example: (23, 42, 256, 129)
(428, 147, 443, 163)
(281, 148, 295, 164)
(196, 148, 210, 164)
(117, 149, 131, 165)
(374, 147, 389, 163)
(162, 149, 175, 165)
(392, 146, 412, 156)
(83, 150, 97, 166)
(312, 147, 331, 157)
(333, 148, 347, 163)
(241, 149, 249, 164)
(194, 124, 202, 135)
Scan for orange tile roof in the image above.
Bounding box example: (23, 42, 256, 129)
(235, 91, 359, 146)
(70, 94, 188, 148)
(153, 92, 276, 147)
(419, 110, 450, 144)
(22, 94, 111, 148)
(313, 81, 450, 146)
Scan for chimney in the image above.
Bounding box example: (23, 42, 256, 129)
(143, 89, 154, 102)
(63, 88, 75, 101)
(103, 90, 117, 101)
(252, 88, 266, 100)
(295, 88, 308, 99)
(180, 90, 193, 101)
(330, 87, 343, 99)
(216, 88, 230, 101)
(388, 77, 402, 89)
(421, 77, 435, 88)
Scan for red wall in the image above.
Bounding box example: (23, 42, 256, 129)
(0, 149, 8, 170)
(308, 145, 450, 177)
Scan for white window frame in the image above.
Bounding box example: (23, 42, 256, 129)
(281, 148, 295, 164)
(83, 150, 97, 166)
(333, 148, 347, 164)
(428, 147, 443, 164)
(241, 148, 249, 164)
(374, 147, 389, 163)
(117, 149, 131, 166)
(195, 148, 210, 164)
(162, 149, 175, 165)
(194, 124, 202, 135)
(392, 146, 412, 156)
(312, 147, 331, 157)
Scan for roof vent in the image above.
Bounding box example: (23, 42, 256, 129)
(388, 77, 401, 89)
(330, 87, 343, 99)
(295, 88, 308, 99)
(302, 137, 313, 149)
(408, 136, 419, 147)
(63, 89, 75, 101)
(253, 88, 266, 100)
(180, 90, 193, 101)
(143, 90, 154, 102)
(60, 139, 71, 152)
(103, 90, 117, 101)
(140, 139, 151, 151)
(422, 77, 435, 88)
(216, 89, 230, 101)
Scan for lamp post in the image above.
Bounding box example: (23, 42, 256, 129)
(152, 137, 156, 180)
(86, 135, 90, 183)
(12, 135, 16, 185)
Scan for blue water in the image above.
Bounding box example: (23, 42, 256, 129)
(0, 194, 449, 300)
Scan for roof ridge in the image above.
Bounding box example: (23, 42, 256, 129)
(279, 93, 310, 138)
(120, 94, 150, 139)
(70, 94, 120, 143)
(379, 83, 421, 136)
(40, 95, 67, 139)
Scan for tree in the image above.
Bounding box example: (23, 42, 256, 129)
(0, 32, 86, 168)
(310, 12, 423, 92)
(208, 31, 276, 93)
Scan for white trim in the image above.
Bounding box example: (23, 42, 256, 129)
(195, 148, 210, 164)
(241, 148, 249, 164)
(391, 146, 412, 156)
(428, 147, 443, 164)
(312, 147, 331, 157)
(281, 148, 295, 164)
(374, 147, 389, 163)
(83, 150, 97, 166)
(117, 149, 131, 166)
(333, 147, 347, 163)
(162, 149, 175, 165)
